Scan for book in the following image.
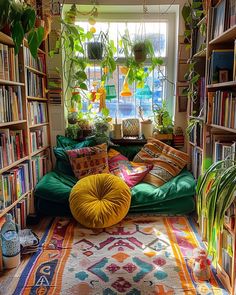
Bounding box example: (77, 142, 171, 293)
(212, 0, 227, 40)
(209, 50, 234, 84)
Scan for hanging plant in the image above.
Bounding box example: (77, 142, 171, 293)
(0, 0, 45, 58)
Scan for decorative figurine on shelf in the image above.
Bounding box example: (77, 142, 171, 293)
(192, 248, 211, 281)
(0, 213, 20, 269)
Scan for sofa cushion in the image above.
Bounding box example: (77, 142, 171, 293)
(54, 138, 96, 175)
(131, 169, 195, 208)
(108, 149, 152, 188)
(66, 143, 110, 179)
(133, 138, 189, 187)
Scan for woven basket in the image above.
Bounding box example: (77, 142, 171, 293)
(122, 119, 140, 137)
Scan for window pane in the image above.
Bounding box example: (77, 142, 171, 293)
(75, 20, 167, 119)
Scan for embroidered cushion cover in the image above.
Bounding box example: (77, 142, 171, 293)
(133, 138, 189, 187)
(108, 149, 152, 187)
(66, 143, 109, 179)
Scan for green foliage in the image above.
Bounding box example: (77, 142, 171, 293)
(92, 111, 111, 144)
(196, 159, 236, 259)
(153, 101, 174, 134)
(0, 1, 44, 58)
(65, 124, 82, 140)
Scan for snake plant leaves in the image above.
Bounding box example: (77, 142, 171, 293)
(197, 160, 236, 260)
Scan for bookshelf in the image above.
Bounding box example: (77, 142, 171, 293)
(188, 0, 236, 293)
(0, 17, 51, 236)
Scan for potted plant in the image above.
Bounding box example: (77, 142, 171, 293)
(119, 29, 164, 88)
(92, 108, 112, 144)
(87, 39, 103, 60)
(0, 0, 45, 58)
(152, 101, 174, 140)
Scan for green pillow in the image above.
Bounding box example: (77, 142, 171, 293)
(56, 135, 78, 148)
(54, 137, 96, 175)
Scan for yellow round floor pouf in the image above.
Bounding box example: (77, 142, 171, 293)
(69, 173, 131, 228)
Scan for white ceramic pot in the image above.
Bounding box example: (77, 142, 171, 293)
(141, 121, 153, 139)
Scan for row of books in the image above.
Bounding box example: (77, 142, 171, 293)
(0, 161, 31, 210)
(24, 47, 46, 73)
(0, 129, 26, 169)
(208, 49, 234, 85)
(191, 146, 202, 179)
(207, 91, 236, 128)
(212, 135, 236, 162)
(220, 229, 233, 278)
(189, 122, 203, 148)
(30, 127, 48, 152)
(0, 44, 20, 82)
(210, 0, 236, 41)
(31, 153, 50, 187)
(191, 26, 206, 56)
(0, 86, 23, 123)
(27, 70, 45, 98)
(47, 75, 62, 105)
(28, 102, 48, 126)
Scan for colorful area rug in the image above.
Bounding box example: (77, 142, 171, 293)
(13, 216, 228, 295)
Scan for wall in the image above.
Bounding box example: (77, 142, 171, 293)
(45, 0, 188, 148)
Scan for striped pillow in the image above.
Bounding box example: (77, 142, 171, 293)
(133, 138, 189, 187)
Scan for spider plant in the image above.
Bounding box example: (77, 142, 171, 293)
(196, 158, 236, 259)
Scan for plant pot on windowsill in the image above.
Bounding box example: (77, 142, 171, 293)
(140, 120, 153, 139)
(87, 42, 103, 60)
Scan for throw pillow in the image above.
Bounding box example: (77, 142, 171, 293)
(66, 143, 110, 179)
(108, 149, 152, 187)
(54, 138, 96, 175)
(133, 138, 189, 187)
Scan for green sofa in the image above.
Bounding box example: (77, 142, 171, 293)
(34, 136, 196, 216)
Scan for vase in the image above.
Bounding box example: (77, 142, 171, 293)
(0, 214, 20, 269)
(141, 121, 153, 139)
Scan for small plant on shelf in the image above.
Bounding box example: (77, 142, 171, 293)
(152, 101, 174, 134)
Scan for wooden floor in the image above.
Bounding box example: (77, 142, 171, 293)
(0, 218, 52, 295)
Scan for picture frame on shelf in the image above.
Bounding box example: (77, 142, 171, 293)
(178, 96, 188, 112)
(178, 63, 189, 82)
(219, 69, 229, 83)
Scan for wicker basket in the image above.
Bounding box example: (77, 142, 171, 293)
(122, 119, 140, 137)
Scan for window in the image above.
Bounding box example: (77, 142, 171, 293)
(75, 18, 172, 119)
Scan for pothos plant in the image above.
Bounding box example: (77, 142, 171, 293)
(196, 158, 236, 260)
(119, 29, 164, 88)
(152, 101, 174, 134)
(0, 0, 44, 58)
(182, 1, 206, 103)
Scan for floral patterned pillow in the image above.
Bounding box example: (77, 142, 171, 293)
(66, 143, 110, 179)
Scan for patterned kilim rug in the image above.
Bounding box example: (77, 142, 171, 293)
(13, 216, 228, 295)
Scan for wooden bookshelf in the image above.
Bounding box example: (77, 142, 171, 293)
(0, 9, 51, 232)
(27, 96, 48, 101)
(25, 65, 47, 76)
(209, 25, 236, 45)
(207, 81, 236, 89)
(0, 156, 29, 174)
(191, 0, 236, 293)
(0, 80, 25, 86)
(29, 122, 49, 128)
(0, 191, 30, 219)
(0, 120, 27, 127)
